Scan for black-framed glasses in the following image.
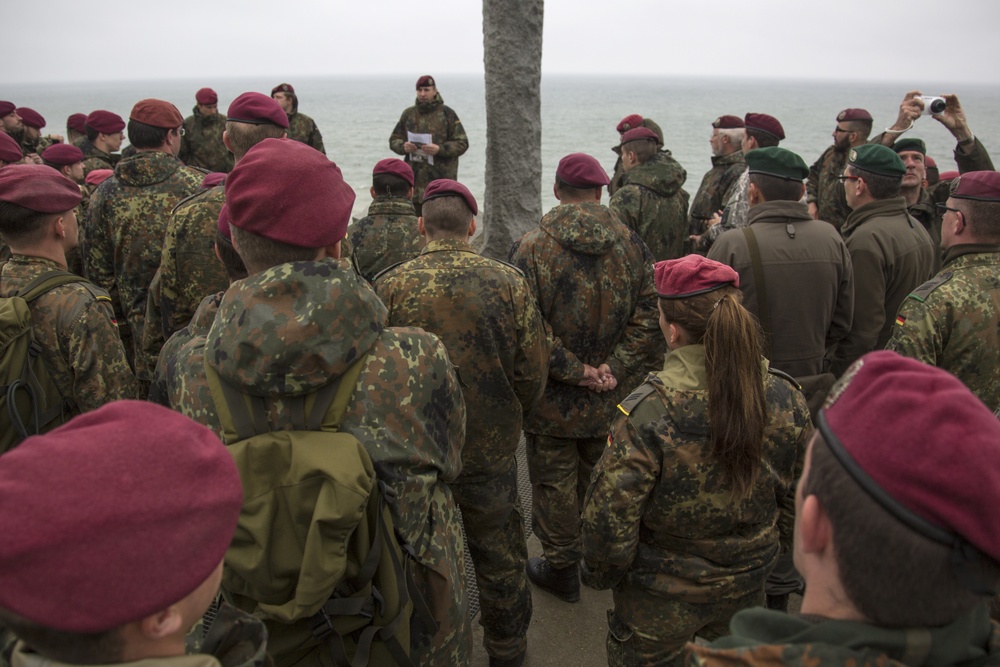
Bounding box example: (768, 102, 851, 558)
(833, 127, 851, 133)
(837, 175, 862, 183)
(936, 203, 962, 216)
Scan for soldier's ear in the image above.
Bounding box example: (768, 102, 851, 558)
(370, 186, 377, 199)
(222, 130, 232, 153)
(417, 217, 427, 237)
(467, 217, 476, 238)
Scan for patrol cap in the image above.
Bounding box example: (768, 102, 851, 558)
(423, 178, 478, 216)
(0, 132, 22, 163)
(226, 138, 355, 248)
(227, 92, 289, 128)
(196, 87, 218, 105)
(66, 113, 87, 134)
(893, 138, 927, 156)
(217, 203, 232, 242)
(373, 158, 414, 187)
(201, 172, 226, 189)
(744, 113, 785, 141)
(41, 143, 85, 166)
(712, 115, 745, 129)
(818, 351, 1000, 566)
(949, 171, 1000, 202)
(655, 255, 739, 299)
(848, 144, 906, 177)
(556, 153, 610, 189)
(0, 401, 243, 633)
(616, 114, 643, 133)
(85, 169, 114, 187)
(271, 82, 295, 96)
(85, 109, 126, 134)
(129, 99, 184, 129)
(745, 147, 809, 181)
(0, 101, 15, 117)
(0, 164, 82, 212)
(837, 108, 872, 122)
(416, 75, 436, 89)
(620, 127, 659, 147)
(16, 107, 44, 129)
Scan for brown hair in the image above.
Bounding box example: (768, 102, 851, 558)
(749, 173, 803, 202)
(846, 165, 901, 200)
(229, 225, 318, 274)
(0, 605, 124, 664)
(622, 138, 657, 164)
(421, 196, 473, 237)
(660, 286, 767, 499)
(0, 201, 56, 246)
(224, 121, 286, 160)
(746, 127, 780, 148)
(956, 198, 1000, 243)
(215, 231, 248, 281)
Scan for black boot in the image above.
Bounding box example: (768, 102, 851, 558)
(525, 556, 580, 603)
(766, 593, 789, 612)
(489, 651, 526, 667)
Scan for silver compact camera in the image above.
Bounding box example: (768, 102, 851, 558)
(920, 95, 947, 115)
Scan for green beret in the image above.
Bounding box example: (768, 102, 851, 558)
(892, 138, 927, 155)
(744, 147, 809, 181)
(848, 144, 906, 177)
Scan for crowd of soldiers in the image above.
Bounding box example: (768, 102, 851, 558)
(0, 76, 997, 667)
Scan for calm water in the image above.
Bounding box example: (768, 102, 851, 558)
(6, 75, 999, 220)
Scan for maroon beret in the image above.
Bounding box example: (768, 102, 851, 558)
(423, 178, 478, 216)
(655, 255, 739, 299)
(818, 351, 1000, 564)
(130, 99, 184, 129)
(0, 164, 82, 212)
(227, 92, 289, 128)
(712, 115, 745, 129)
(744, 113, 785, 140)
(85, 169, 114, 187)
(620, 127, 660, 147)
(226, 138, 355, 248)
(0, 401, 242, 633)
(0, 101, 15, 117)
(373, 158, 414, 187)
(271, 82, 295, 96)
(41, 143, 84, 166)
(217, 203, 232, 241)
(16, 107, 44, 129)
(201, 172, 226, 189)
(949, 171, 1000, 203)
(416, 75, 436, 89)
(556, 152, 610, 188)
(940, 170, 960, 182)
(85, 110, 126, 134)
(836, 108, 873, 122)
(0, 132, 22, 163)
(196, 87, 218, 105)
(67, 113, 87, 134)
(616, 114, 643, 133)
(924, 155, 937, 168)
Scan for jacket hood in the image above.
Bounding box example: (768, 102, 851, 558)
(416, 92, 444, 113)
(624, 151, 686, 197)
(540, 202, 621, 255)
(205, 259, 387, 396)
(114, 151, 185, 188)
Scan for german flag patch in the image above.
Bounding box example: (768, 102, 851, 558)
(895, 314, 906, 327)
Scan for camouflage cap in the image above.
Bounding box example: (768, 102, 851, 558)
(744, 113, 785, 140)
(0, 164, 82, 212)
(271, 82, 295, 96)
(227, 92, 289, 128)
(616, 114, 643, 133)
(201, 172, 226, 189)
(949, 171, 1000, 202)
(0, 401, 243, 633)
(85, 109, 125, 134)
(655, 255, 739, 299)
(41, 143, 85, 166)
(0, 132, 22, 163)
(226, 137, 356, 248)
(66, 113, 87, 134)
(373, 157, 414, 187)
(0, 101, 15, 117)
(129, 99, 184, 129)
(195, 87, 218, 105)
(423, 178, 478, 216)
(416, 75, 436, 88)
(892, 137, 927, 156)
(84, 169, 114, 187)
(712, 115, 745, 129)
(217, 203, 232, 241)
(620, 127, 659, 147)
(818, 351, 1000, 565)
(556, 152, 610, 189)
(836, 108, 872, 122)
(848, 143, 906, 177)
(745, 147, 809, 181)
(16, 107, 44, 129)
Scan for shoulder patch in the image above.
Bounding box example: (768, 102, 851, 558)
(766, 367, 800, 390)
(617, 379, 657, 416)
(907, 271, 954, 303)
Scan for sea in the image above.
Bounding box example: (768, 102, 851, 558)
(6, 75, 1000, 221)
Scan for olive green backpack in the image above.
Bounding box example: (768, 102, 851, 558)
(205, 354, 429, 667)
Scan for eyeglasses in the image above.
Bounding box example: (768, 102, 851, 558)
(936, 203, 962, 216)
(833, 127, 851, 133)
(837, 175, 862, 183)
(175, 127, 186, 136)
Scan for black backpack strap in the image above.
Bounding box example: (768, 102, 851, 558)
(742, 226, 772, 356)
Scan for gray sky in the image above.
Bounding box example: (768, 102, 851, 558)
(2, 0, 999, 85)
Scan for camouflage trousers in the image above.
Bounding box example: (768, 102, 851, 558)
(607, 585, 763, 667)
(451, 459, 532, 661)
(525, 433, 606, 568)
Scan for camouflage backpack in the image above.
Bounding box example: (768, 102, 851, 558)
(204, 353, 428, 667)
(0, 270, 87, 453)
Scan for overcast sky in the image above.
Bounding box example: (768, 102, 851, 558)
(2, 0, 998, 85)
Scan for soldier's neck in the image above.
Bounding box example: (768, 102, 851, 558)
(900, 184, 922, 207)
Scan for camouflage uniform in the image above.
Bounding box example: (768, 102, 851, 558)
(0, 255, 140, 414)
(832, 197, 935, 376)
(687, 604, 1000, 667)
(374, 237, 548, 661)
(609, 119, 666, 197)
(609, 151, 691, 261)
(509, 202, 665, 569)
(78, 138, 119, 176)
(806, 146, 850, 230)
(346, 195, 423, 282)
(83, 150, 203, 384)
(703, 168, 751, 249)
(150, 290, 222, 406)
(285, 111, 325, 155)
(887, 243, 1000, 412)
(581, 345, 811, 667)
(162, 259, 472, 666)
(690, 150, 745, 233)
(180, 106, 234, 173)
(389, 94, 469, 206)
